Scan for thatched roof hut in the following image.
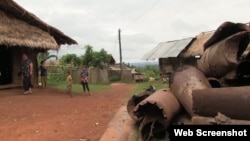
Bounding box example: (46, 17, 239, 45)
(0, 0, 77, 89)
(0, 0, 77, 47)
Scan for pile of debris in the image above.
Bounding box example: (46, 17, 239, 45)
(127, 21, 250, 141)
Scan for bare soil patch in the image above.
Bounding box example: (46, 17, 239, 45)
(0, 83, 135, 141)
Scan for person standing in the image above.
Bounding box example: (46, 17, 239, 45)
(21, 53, 33, 94)
(40, 60, 47, 88)
(80, 65, 90, 95)
(65, 71, 73, 98)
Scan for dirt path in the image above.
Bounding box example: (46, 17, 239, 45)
(0, 83, 135, 141)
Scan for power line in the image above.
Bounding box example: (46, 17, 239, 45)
(123, 0, 161, 29)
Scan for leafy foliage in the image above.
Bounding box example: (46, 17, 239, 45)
(82, 45, 93, 66)
(60, 54, 82, 67)
(136, 65, 160, 81)
(37, 52, 49, 64)
(82, 45, 110, 68)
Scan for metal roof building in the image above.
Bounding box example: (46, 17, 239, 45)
(142, 37, 194, 60)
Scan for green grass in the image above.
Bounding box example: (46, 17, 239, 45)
(48, 79, 168, 96)
(48, 81, 110, 94)
(130, 81, 169, 96)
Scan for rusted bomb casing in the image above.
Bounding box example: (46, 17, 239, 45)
(204, 21, 250, 49)
(192, 86, 250, 120)
(133, 89, 181, 126)
(127, 91, 154, 121)
(127, 85, 155, 121)
(133, 89, 181, 140)
(197, 31, 250, 78)
(192, 113, 250, 125)
(170, 65, 211, 117)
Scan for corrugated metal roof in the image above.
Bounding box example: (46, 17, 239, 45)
(142, 37, 194, 60)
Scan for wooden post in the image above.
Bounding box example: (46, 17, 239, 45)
(118, 29, 122, 80)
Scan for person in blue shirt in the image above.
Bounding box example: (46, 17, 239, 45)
(80, 65, 90, 95)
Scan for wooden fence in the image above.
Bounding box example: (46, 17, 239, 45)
(43, 65, 134, 84)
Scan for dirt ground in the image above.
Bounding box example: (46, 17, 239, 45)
(0, 83, 135, 141)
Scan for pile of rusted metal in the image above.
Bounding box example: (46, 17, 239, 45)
(127, 21, 250, 141)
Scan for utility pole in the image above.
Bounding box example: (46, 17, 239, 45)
(118, 29, 122, 80)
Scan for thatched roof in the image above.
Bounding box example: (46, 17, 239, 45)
(0, 0, 77, 48)
(0, 10, 58, 49)
(181, 31, 214, 58)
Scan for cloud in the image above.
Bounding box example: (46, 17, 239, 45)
(15, 0, 250, 63)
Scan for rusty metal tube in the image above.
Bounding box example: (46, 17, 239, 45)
(133, 89, 181, 140)
(197, 31, 250, 78)
(192, 86, 250, 120)
(192, 113, 250, 125)
(127, 85, 155, 121)
(170, 65, 211, 117)
(204, 21, 250, 49)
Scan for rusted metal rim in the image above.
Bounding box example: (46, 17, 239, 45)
(207, 77, 222, 88)
(133, 89, 181, 140)
(127, 85, 155, 121)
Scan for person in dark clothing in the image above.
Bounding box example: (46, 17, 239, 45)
(40, 60, 47, 88)
(21, 53, 33, 94)
(80, 65, 90, 95)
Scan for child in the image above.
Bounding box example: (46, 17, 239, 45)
(65, 71, 73, 98)
(40, 61, 47, 88)
(80, 65, 90, 95)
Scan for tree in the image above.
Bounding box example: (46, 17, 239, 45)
(82, 45, 93, 66)
(60, 54, 82, 67)
(91, 48, 109, 68)
(82, 45, 110, 68)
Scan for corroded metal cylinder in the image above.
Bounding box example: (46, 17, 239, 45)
(170, 65, 211, 117)
(133, 89, 181, 141)
(197, 31, 250, 78)
(192, 86, 250, 120)
(204, 21, 250, 49)
(127, 85, 155, 121)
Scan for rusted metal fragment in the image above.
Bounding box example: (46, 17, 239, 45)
(127, 85, 156, 120)
(139, 113, 167, 141)
(197, 31, 250, 78)
(204, 21, 250, 50)
(192, 86, 250, 120)
(207, 77, 222, 88)
(170, 65, 211, 116)
(133, 89, 181, 140)
(192, 113, 250, 125)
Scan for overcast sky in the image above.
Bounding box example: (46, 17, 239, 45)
(16, 0, 250, 63)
